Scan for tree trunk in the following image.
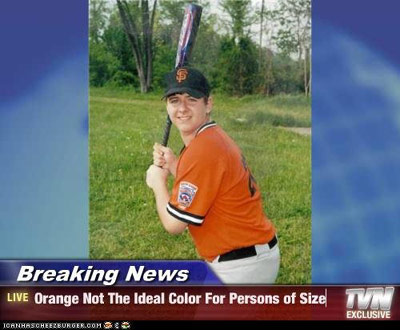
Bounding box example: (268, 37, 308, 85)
(259, 0, 264, 62)
(117, 0, 157, 93)
(265, 50, 273, 96)
(303, 46, 306, 96)
(308, 47, 312, 96)
(147, 0, 157, 91)
(304, 46, 311, 96)
(141, 0, 150, 90)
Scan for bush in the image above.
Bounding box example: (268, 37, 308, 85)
(89, 41, 119, 87)
(106, 71, 137, 88)
(216, 36, 259, 96)
(271, 55, 303, 94)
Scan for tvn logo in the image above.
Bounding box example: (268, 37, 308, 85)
(346, 287, 395, 319)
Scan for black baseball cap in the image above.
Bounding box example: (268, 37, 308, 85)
(163, 66, 210, 99)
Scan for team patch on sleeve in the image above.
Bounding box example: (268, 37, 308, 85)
(178, 181, 198, 208)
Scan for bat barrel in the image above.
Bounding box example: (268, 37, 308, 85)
(175, 4, 203, 68)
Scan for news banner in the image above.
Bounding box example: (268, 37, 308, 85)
(0, 261, 398, 322)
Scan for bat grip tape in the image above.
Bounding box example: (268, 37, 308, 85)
(162, 115, 172, 147)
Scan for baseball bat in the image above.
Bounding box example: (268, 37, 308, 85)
(161, 3, 203, 147)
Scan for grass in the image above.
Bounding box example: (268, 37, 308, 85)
(89, 88, 311, 284)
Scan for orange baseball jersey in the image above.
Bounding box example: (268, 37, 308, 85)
(167, 121, 276, 261)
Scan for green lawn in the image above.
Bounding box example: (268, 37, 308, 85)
(89, 87, 311, 284)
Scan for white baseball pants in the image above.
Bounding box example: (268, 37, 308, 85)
(207, 243, 280, 284)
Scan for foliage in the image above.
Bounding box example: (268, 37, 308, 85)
(89, 0, 109, 43)
(220, 0, 253, 39)
(274, 0, 311, 57)
(106, 70, 137, 88)
(89, 41, 119, 87)
(216, 36, 259, 95)
(102, 13, 136, 75)
(271, 54, 303, 94)
(89, 0, 311, 96)
(274, 0, 311, 95)
(152, 40, 175, 90)
(116, 0, 157, 92)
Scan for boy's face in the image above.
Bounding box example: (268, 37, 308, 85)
(166, 93, 212, 137)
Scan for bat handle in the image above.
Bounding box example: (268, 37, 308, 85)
(161, 115, 172, 147)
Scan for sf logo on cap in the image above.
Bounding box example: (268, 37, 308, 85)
(176, 68, 188, 83)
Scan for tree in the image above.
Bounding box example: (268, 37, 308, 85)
(103, 8, 136, 75)
(217, 35, 258, 96)
(274, 0, 311, 96)
(157, 0, 187, 45)
(116, 0, 157, 93)
(190, 11, 221, 86)
(89, 41, 119, 86)
(90, 0, 109, 43)
(259, 0, 265, 59)
(256, 0, 277, 95)
(271, 54, 302, 94)
(89, 0, 120, 87)
(217, 0, 258, 95)
(220, 0, 253, 40)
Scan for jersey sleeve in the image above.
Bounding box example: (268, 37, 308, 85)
(167, 146, 226, 226)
